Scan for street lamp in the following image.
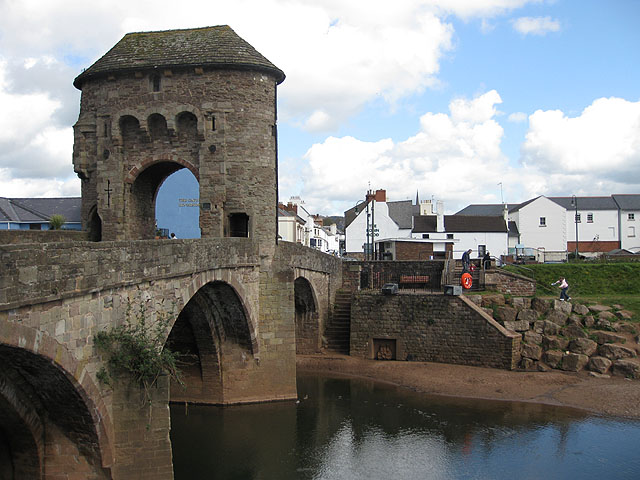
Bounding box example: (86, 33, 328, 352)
(570, 195, 579, 260)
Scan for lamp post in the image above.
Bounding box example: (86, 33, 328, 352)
(571, 195, 579, 260)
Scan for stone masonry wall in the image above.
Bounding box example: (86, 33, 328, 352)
(0, 238, 259, 309)
(0, 230, 88, 245)
(484, 269, 536, 296)
(350, 293, 521, 369)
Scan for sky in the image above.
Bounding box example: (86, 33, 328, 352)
(1, 0, 639, 222)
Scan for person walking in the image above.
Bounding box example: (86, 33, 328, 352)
(551, 277, 571, 301)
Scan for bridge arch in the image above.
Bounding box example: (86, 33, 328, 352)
(124, 157, 199, 239)
(294, 275, 321, 354)
(167, 272, 259, 404)
(0, 320, 113, 478)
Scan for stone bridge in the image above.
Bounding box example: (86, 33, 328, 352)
(0, 238, 341, 479)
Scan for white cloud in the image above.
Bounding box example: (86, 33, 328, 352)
(520, 97, 640, 191)
(295, 90, 512, 214)
(512, 16, 561, 36)
(508, 112, 527, 123)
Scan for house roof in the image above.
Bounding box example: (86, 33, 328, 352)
(0, 197, 82, 223)
(455, 204, 516, 216)
(508, 220, 519, 238)
(74, 25, 285, 88)
(612, 194, 640, 210)
(549, 196, 619, 210)
(387, 200, 416, 229)
(412, 215, 507, 233)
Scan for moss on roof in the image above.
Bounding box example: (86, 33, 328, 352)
(74, 25, 285, 88)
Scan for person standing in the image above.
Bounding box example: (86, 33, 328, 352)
(483, 251, 491, 269)
(551, 277, 571, 301)
(461, 249, 472, 273)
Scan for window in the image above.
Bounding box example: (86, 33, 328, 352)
(629, 213, 635, 221)
(151, 74, 161, 92)
(539, 217, 546, 227)
(629, 226, 636, 237)
(478, 245, 486, 257)
(447, 233, 454, 239)
(587, 213, 593, 223)
(422, 234, 430, 239)
(574, 213, 581, 223)
(229, 213, 249, 237)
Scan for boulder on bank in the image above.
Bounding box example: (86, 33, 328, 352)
(543, 350, 563, 369)
(532, 297, 551, 314)
(495, 306, 517, 324)
(568, 338, 597, 356)
(562, 324, 588, 339)
(547, 310, 569, 326)
(561, 353, 589, 372)
(522, 343, 542, 360)
(517, 309, 539, 324)
(543, 335, 568, 351)
(588, 356, 612, 374)
(598, 344, 637, 360)
(553, 300, 573, 315)
(593, 331, 627, 345)
(612, 360, 640, 379)
(524, 331, 543, 345)
(504, 320, 530, 332)
(572, 304, 590, 315)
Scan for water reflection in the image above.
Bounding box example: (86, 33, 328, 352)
(170, 373, 640, 479)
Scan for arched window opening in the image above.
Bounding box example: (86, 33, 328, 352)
(155, 167, 201, 239)
(148, 113, 168, 140)
(119, 115, 141, 149)
(176, 112, 198, 137)
(88, 206, 102, 242)
(151, 74, 161, 92)
(229, 213, 249, 238)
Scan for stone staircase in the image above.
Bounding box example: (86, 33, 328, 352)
(453, 261, 483, 292)
(324, 290, 351, 354)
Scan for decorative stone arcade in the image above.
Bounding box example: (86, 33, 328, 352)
(72, 25, 285, 244)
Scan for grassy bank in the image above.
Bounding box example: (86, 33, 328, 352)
(502, 262, 640, 317)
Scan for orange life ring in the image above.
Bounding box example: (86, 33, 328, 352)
(461, 273, 473, 289)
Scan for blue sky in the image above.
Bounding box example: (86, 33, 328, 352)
(1, 0, 639, 235)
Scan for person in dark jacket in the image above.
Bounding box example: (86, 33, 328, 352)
(483, 251, 491, 269)
(461, 249, 472, 273)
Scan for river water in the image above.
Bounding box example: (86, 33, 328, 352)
(170, 373, 640, 479)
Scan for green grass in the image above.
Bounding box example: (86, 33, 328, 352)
(502, 262, 640, 318)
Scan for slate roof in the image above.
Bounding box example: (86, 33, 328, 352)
(549, 196, 618, 210)
(387, 200, 417, 229)
(455, 204, 516, 216)
(508, 220, 519, 238)
(0, 197, 82, 223)
(412, 215, 507, 233)
(612, 194, 640, 210)
(74, 25, 285, 88)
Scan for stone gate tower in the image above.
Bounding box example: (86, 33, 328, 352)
(72, 26, 285, 242)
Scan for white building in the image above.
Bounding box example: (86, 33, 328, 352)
(457, 193, 640, 259)
(613, 194, 640, 253)
(344, 190, 414, 256)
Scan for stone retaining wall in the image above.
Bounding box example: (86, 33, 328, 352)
(350, 292, 520, 370)
(484, 269, 536, 296)
(0, 230, 88, 245)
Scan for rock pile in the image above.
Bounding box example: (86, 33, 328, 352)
(468, 294, 640, 379)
